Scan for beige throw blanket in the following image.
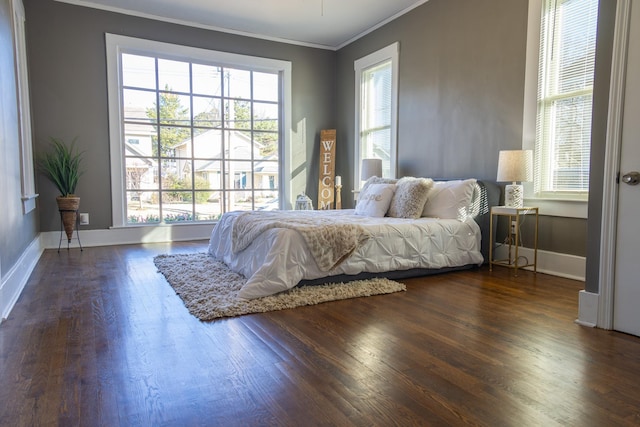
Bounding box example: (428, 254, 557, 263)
(231, 210, 369, 271)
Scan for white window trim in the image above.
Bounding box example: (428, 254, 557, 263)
(522, 0, 588, 219)
(354, 42, 399, 187)
(105, 34, 292, 227)
(11, 0, 38, 214)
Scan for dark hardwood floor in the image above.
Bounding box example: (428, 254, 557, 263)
(1, 241, 640, 426)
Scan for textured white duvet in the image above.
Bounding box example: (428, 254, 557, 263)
(208, 209, 483, 299)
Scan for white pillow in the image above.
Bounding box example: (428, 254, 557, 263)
(422, 178, 478, 220)
(387, 177, 434, 219)
(355, 183, 396, 217)
(360, 176, 398, 198)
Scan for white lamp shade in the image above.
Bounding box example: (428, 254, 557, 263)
(497, 150, 533, 183)
(361, 158, 383, 180)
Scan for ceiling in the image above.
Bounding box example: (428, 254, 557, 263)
(56, 0, 429, 50)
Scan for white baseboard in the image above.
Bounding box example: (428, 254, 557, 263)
(40, 223, 214, 249)
(493, 246, 586, 281)
(0, 236, 45, 323)
(576, 290, 599, 327)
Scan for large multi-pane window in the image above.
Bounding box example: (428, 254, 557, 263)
(535, 0, 598, 199)
(354, 43, 399, 184)
(107, 35, 290, 226)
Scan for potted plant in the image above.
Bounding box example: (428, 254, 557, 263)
(38, 137, 84, 243)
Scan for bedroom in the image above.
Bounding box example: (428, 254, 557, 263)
(2, 0, 640, 424)
(7, 0, 595, 286)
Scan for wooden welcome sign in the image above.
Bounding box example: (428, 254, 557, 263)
(318, 129, 336, 210)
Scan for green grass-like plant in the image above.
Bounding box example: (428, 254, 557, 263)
(38, 137, 84, 197)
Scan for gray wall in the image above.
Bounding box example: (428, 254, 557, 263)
(336, 0, 528, 193)
(0, 0, 39, 280)
(24, 0, 335, 231)
(334, 0, 601, 258)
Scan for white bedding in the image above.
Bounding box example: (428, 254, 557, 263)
(208, 209, 483, 299)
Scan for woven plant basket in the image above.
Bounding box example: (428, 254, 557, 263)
(56, 196, 80, 242)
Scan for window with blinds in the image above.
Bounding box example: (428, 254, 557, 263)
(535, 0, 599, 199)
(354, 43, 398, 186)
(361, 61, 392, 177)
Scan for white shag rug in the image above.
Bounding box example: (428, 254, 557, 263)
(154, 253, 406, 320)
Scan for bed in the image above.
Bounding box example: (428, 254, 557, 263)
(208, 178, 500, 299)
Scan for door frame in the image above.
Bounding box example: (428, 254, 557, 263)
(598, 0, 632, 330)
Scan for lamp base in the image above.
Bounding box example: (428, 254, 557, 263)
(505, 184, 524, 208)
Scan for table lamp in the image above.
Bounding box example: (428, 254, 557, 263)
(361, 158, 383, 183)
(497, 150, 533, 208)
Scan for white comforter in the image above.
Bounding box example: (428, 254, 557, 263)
(208, 209, 483, 299)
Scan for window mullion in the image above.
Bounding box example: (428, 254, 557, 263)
(154, 56, 163, 224)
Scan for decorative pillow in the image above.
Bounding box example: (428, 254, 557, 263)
(355, 183, 396, 217)
(387, 177, 434, 219)
(421, 178, 478, 220)
(360, 176, 398, 199)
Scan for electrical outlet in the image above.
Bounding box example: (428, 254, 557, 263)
(79, 213, 89, 225)
(510, 220, 517, 234)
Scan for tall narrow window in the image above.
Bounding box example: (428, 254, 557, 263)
(11, 0, 37, 214)
(535, 0, 598, 199)
(354, 43, 399, 186)
(107, 35, 291, 226)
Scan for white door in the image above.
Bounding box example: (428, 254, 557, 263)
(614, 1, 640, 336)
